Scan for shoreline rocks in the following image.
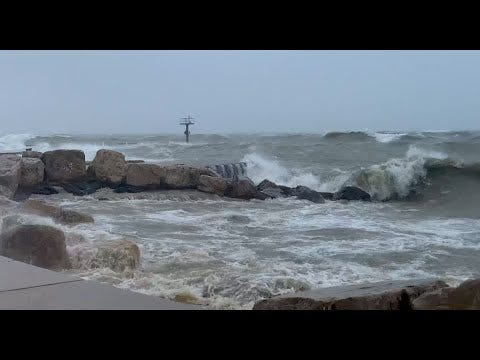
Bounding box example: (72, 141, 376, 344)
(19, 157, 45, 187)
(21, 199, 95, 225)
(253, 279, 448, 310)
(88, 149, 127, 185)
(0, 154, 22, 199)
(0, 224, 71, 270)
(42, 150, 86, 183)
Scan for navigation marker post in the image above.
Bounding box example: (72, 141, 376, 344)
(180, 116, 195, 143)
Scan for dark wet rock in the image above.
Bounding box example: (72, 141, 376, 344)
(226, 177, 266, 200)
(257, 179, 279, 191)
(252, 279, 448, 310)
(197, 175, 231, 196)
(31, 184, 59, 195)
(41, 150, 86, 183)
(278, 185, 295, 197)
(319, 192, 334, 200)
(126, 160, 145, 164)
(22, 150, 43, 159)
(0, 154, 22, 199)
(89, 149, 127, 185)
(0, 224, 71, 270)
(412, 287, 455, 310)
(333, 186, 371, 201)
(259, 187, 285, 199)
(19, 158, 45, 187)
(61, 181, 104, 196)
(114, 184, 145, 193)
(292, 186, 325, 204)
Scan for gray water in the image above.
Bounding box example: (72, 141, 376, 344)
(2, 131, 480, 309)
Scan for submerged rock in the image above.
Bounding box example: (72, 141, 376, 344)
(31, 184, 59, 195)
(19, 157, 45, 187)
(21, 199, 94, 225)
(333, 186, 371, 201)
(0, 154, 22, 199)
(61, 181, 104, 196)
(55, 209, 94, 225)
(89, 149, 127, 185)
(42, 150, 86, 183)
(0, 224, 71, 270)
(252, 279, 447, 310)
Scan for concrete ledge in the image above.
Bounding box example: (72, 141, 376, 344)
(0, 256, 201, 310)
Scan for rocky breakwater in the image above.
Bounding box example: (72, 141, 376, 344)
(253, 278, 480, 310)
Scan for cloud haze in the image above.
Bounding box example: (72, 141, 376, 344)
(1, 50, 479, 134)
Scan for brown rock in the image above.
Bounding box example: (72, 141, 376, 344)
(252, 279, 448, 310)
(55, 209, 94, 225)
(41, 150, 86, 183)
(197, 175, 231, 196)
(22, 150, 43, 159)
(89, 149, 127, 185)
(0, 224, 71, 270)
(21, 199, 94, 225)
(125, 163, 165, 188)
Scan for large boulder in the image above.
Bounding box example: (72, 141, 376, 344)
(292, 185, 325, 203)
(19, 157, 45, 187)
(257, 179, 279, 191)
(125, 163, 218, 190)
(333, 186, 371, 201)
(0, 224, 71, 270)
(197, 175, 231, 196)
(0, 154, 22, 199)
(256, 179, 286, 199)
(161, 165, 218, 189)
(413, 278, 480, 310)
(89, 149, 127, 185)
(253, 279, 448, 310)
(125, 163, 166, 188)
(41, 150, 86, 183)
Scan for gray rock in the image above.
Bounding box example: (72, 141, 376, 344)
(260, 187, 285, 199)
(227, 177, 265, 200)
(257, 179, 279, 191)
(413, 278, 480, 310)
(333, 186, 371, 201)
(19, 157, 45, 187)
(253, 279, 448, 310)
(89, 149, 127, 185)
(55, 209, 94, 225)
(0, 154, 22, 199)
(293, 185, 325, 203)
(42, 150, 86, 183)
(0, 224, 71, 270)
(197, 175, 231, 196)
(22, 150, 43, 159)
(21, 199, 94, 225)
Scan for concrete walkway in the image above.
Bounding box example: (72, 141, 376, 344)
(0, 256, 201, 310)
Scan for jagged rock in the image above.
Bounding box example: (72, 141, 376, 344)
(0, 154, 22, 199)
(257, 179, 279, 191)
(333, 186, 371, 201)
(227, 177, 266, 200)
(260, 187, 285, 199)
(252, 279, 448, 310)
(197, 175, 231, 196)
(293, 186, 325, 203)
(42, 150, 86, 183)
(89, 149, 127, 185)
(279, 185, 295, 197)
(0, 224, 71, 270)
(319, 192, 334, 200)
(414, 278, 480, 310)
(22, 150, 43, 159)
(19, 157, 45, 187)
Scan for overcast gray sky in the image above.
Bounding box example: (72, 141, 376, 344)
(1, 50, 480, 135)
